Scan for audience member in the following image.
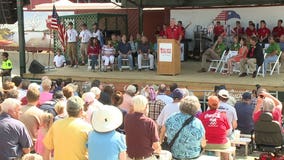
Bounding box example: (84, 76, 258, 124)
(245, 22, 257, 37)
(18, 79, 30, 100)
(87, 105, 127, 160)
(124, 95, 161, 159)
(43, 96, 92, 160)
(39, 90, 65, 117)
(54, 101, 67, 121)
(128, 34, 138, 68)
(156, 84, 173, 105)
(232, 21, 244, 37)
(22, 153, 43, 160)
(234, 92, 254, 134)
(92, 23, 104, 46)
(82, 92, 103, 123)
(162, 96, 206, 159)
(20, 88, 44, 141)
(99, 85, 114, 105)
(0, 98, 33, 160)
(217, 89, 238, 138)
(62, 85, 74, 99)
(229, 35, 241, 51)
(157, 88, 183, 128)
(35, 113, 53, 156)
(169, 83, 178, 98)
(111, 91, 126, 134)
(39, 78, 53, 105)
(199, 96, 230, 160)
(143, 86, 166, 121)
(119, 85, 136, 113)
(239, 36, 264, 78)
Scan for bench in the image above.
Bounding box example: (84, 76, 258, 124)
(205, 146, 236, 160)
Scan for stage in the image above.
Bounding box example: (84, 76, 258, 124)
(22, 61, 284, 92)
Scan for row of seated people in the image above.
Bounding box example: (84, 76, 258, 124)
(54, 34, 156, 72)
(213, 19, 284, 43)
(198, 34, 283, 78)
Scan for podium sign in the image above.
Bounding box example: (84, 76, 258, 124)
(159, 43, 173, 62)
(157, 39, 181, 76)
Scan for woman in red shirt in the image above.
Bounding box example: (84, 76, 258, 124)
(87, 37, 101, 71)
(199, 96, 231, 160)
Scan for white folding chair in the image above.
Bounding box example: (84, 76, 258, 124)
(255, 53, 267, 77)
(208, 50, 227, 72)
(219, 50, 238, 73)
(267, 51, 282, 75)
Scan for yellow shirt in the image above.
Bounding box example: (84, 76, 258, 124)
(43, 117, 92, 160)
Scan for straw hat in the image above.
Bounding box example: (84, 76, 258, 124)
(91, 105, 123, 133)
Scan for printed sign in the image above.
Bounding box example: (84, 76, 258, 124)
(159, 43, 173, 62)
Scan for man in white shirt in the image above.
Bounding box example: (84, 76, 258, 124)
(66, 22, 78, 68)
(79, 23, 92, 65)
(53, 49, 66, 68)
(156, 84, 173, 105)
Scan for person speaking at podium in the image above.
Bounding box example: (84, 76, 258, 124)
(165, 18, 183, 43)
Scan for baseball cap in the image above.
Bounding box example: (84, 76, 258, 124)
(242, 92, 252, 100)
(208, 96, 220, 109)
(126, 85, 136, 94)
(172, 88, 183, 99)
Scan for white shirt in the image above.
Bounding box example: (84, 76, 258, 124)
(79, 29, 92, 43)
(18, 89, 27, 100)
(93, 29, 103, 43)
(156, 102, 180, 126)
(156, 94, 174, 105)
(53, 55, 66, 67)
(67, 28, 78, 42)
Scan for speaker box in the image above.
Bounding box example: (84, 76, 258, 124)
(29, 60, 45, 74)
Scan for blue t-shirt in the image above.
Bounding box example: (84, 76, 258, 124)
(87, 130, 126, 160)
(234, 101, 254, 134)
(165, 112, 205, 159)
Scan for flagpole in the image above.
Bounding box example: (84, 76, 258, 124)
(48, 29, 52, 71)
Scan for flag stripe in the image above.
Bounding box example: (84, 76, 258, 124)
(50, 5, 66, 51)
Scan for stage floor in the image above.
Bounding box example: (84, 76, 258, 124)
(23, 61, 284, 92)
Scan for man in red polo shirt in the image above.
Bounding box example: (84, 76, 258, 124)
(232, 21, 244, 37)
(272, 19, 284, 41)
(213, 21, 225, 42)
(165, 18, 183, 43)
(245, 23, 257, 38)
(177, 20, 192, 40)
(257, 20, 271, 43)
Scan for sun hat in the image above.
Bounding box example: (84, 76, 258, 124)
(218, 89, 229, 99)
(91, 105, 123, 133)
(208, 96, 220, 109)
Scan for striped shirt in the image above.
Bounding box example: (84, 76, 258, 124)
(102, 45, 115, 56)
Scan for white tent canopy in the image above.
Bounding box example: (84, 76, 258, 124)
(33, 0, 122, 10)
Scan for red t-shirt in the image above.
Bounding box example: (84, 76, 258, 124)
(246, 28, 257, 37)
(165, 25, 183, 40)
(159, 30, 166, 37)
(253, 108, 282, 125)
(272, 26, 284, 38)
(124, 112, 159, 158)
(257, 27, 271, 39)
(213, 25, 225, 36)
(199, 109, 230, 144)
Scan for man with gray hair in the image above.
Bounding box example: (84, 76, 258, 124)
(156, 84, 173, 105)
(0, 98, 33, 160)
(43, 96, 92, 160)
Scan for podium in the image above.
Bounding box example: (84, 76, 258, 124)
(157, 39, 181, 75)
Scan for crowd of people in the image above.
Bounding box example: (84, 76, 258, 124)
(0, 74, 282, 160)
(198, 19, 284, 78)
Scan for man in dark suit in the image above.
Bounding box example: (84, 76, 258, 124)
(239, 36, 264, 78)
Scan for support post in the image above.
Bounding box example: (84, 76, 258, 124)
(138, 0, 143, 34)
(17, 0, 26, 76)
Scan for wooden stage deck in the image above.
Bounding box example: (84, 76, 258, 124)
(22, 61, 284, 92)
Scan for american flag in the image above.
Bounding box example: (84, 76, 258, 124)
(51, 5, 67, 51)
(215, 10, 241, 21)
